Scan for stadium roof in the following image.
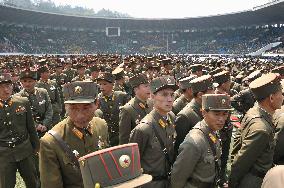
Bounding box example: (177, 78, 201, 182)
(0, 1, 284, 31)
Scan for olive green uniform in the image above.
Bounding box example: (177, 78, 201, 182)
(63, 68, 77, 83)
(98, 91, 129, 146)
(36, 79, 62, 126)
(171, 120, 222, 188)
(129, 109, 176, 188)
(172, 94, 191, 115)
(119, 97, 151, 144)
(17, 87, 53, 135)
(229, 104, 275, 188)
(39, 117, 108, 188)
(0, 96, 40, 188)
(174, 98, 203, 153)
(273, 106, 284, 164)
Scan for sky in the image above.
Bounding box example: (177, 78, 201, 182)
(50, 0, 274, 18)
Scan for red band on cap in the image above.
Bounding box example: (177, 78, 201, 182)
(99, 154, 113, 180)
(131, 145, 135, 174)
(136, 145, 141, 170)
(108, 151, 123, 177)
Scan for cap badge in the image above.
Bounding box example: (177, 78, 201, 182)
(221, 99, 226, 105)
(119, 155, 131, 168)
(167, 77, 172, 84)
(75, 86, 83, 94)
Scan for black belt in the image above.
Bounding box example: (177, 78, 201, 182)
(250, 168, 266, 178)
(152, 175, 168, 181)
(0, 136, 28, 148)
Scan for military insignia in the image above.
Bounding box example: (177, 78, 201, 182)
(221, 99, 226, 105)
(95, 183, 101, 188)
(159, 119, 166, 128)
(167, 77, 172, 84)
(75, 86, 83, 94)
(119, 155, 131, 168)
(72, 150, 80, 158)
(72, 127, 84, 140)
(208, 133, 217, 144)
(138, 102, 145, 109)
(80, 160, 85, 167)
(135, 119, 140, 125)
(15, 106, 26, 113)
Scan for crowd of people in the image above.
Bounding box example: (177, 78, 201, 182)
(0, 23, 283, 54)
(0, 54, 284, 188)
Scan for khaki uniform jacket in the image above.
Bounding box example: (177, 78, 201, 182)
(171, 120, 221, 188)
(172, 94, 191, 115)
(39, 117, 108, 188)
(129, 109, 176, 188)
(229, 104, 275, 188)
(174, 98, 203, 153)
(36, 79, 62, 114)
(17, 87, 53, 129)
(119, 97, 151, 144)
(273, 106, 284, 164)
(0, 95, 39, 162)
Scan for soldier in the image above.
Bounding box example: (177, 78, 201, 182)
(129, 76, 177, 188)
(89, 65, 100, 82)
(36, 66, 62, 126)
(229, 73, 283, 188)
(172, 75, 197, 115)
(63, 61, 77, 83)
(190, 64, 203, 77)
(119, 73, 151, 144)
(174, 75, 214, 153)
(39, 81, 109, 188)
(97, 72, 130, 146)
(17, 70, 53, 137)
(171, 94, 232, 188)
(0, 73, 40, 188)
(72, 64, 91, 81)
(112, 67, 126, 92)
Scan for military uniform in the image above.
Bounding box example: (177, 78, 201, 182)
(0, 95, 40, 188)
(129, 109, 176, 188)
(98, 91, 129, 146)
(174, 99, 202, 152)
(119, 97, 151, 144)
(229, 73, 283, 188)
(63, 68, 77, 83)
(171, 120, 222, 188)
(40, 117, 108, 188)
(36, 79, 62, 126)
(39, 81, 109, 188)
(273, 106, 284, 164)
(172, 95, 191, 115)
(71, 74, 91, 82)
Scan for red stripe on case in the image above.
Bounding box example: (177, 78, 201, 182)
(109, 151, 123, 177)
(99, 154, 112, 180)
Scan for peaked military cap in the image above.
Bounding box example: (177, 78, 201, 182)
(79, 143, 152, 188)
(179, 75, 197, 89)
(249, 73, 282, 101)
(0, 73, 12, 84)
(37, 66, 49, 74)
(129, 73, 149, 88)
(190, 75, 213, 94)
(202, 94, 233, 111)
(89, 65, 99, 72)
(190, 64, 203, 73)
(96, 72, 115, 83)
(112, 67, 124, 80)
(20, 70, 37, 80)
(247, 70, 262, 83)
(213, 71, 231, 85)
(272, 66, 284, 76)
(63, 81, 99, 104)
(150, 76, 178, 93)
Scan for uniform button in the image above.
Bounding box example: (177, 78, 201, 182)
(7, 113, 10, 116)
(9, 122, 12, 125)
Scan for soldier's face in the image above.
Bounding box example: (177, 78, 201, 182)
(0, 83, 13, 101)
(20, 78, 36, 91)
(202, 110, 229, 131)
(98, 80, 113, 96)
(41, 72, 50, 80)
(152, 88, 175, 116)
(135, 83, 150, 101)
(271, 90, 283, 110)
(65, 103, 97, 128)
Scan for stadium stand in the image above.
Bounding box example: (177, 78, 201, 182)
(0, 1, 283, 54)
